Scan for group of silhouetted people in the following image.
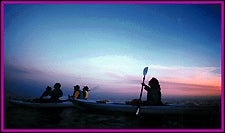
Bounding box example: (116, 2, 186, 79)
(72, 85, 89, 100)
(39, 77, 163, 105)
(39, 83, 63, 102)
(39, 83, 89, 102)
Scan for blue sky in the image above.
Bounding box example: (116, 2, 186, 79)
(3, 4, 222, 100)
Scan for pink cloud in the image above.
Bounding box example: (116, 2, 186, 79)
(161, 81, 221, 96)
(96, 70, 221, 97)
(151, 65, 221, 87)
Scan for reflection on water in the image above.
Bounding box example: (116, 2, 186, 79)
(4, 98, 221, 129)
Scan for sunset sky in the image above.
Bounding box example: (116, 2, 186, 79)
(3, 3, 222, 101)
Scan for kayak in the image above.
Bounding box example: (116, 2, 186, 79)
(70, 98, 220, 115)
(8, 98, 74, 108)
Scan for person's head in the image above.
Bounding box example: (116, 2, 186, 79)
(54, 83, 61, 89)
(46, 86, 52, 91)
(83, 86, 89, 92)
(74, 85, 80, 90)
(148, 77, 160, 88)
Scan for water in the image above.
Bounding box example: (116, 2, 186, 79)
(5, 103, 139, 129)
(4, 97, 221, 129)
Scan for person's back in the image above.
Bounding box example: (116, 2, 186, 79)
(50, 83, 63, 101)
(83, 90, 88, 100)
(144, 77, 163, 105)
(149, 87, 161, 105)
(149, 78, 163, 105)
(73, 85, 83, 99)
(73, 85, 80, 98)
(83, 86, 89, 100)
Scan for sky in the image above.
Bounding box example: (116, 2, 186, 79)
(3, 3, 222, 101)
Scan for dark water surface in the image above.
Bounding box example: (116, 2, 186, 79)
(4, 98, 221, 129)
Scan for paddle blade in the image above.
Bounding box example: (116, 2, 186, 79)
(143, 67, 148, 76)
(136, 108, 140, 115)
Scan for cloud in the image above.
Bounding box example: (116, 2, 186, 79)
(150, 65, 221, 87)
(4, 64, 45, 80)
(85, 63, 221, 96)
(160, 81, 221, 96)
(4, 56, 221, 98)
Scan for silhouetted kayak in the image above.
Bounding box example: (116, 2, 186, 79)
(8, 98, 74, 108)
(70, 98, 220, 115)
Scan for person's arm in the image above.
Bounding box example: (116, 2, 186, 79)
(142, 83, 147, 88)
(143, 84, 151, 91)
(59, 89, 63, 97)
(40, 91, 47, 99)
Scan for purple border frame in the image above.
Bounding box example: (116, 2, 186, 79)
(1, 1, 224, 132)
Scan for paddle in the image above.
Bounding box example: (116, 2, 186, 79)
(136, 67, 148, 115)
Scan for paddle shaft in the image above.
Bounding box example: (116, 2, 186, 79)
(138, 76, 146, 101)
(136, 75, 146, 115)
